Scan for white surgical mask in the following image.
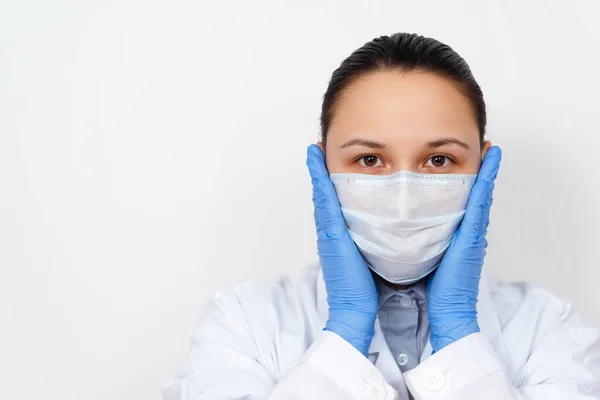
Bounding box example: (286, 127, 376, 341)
(330, 171, 476, 285)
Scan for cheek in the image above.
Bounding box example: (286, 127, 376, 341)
(449, 150, 482, 174)
(326, 158, 350, 174)
(463, 155, 483, 174)
(323, 150, 345, 174)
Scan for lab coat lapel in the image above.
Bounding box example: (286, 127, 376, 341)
(316, 267, 328, 327)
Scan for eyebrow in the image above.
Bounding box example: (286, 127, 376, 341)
(426, 138, 470, 149)
(339, 138, 387, 149)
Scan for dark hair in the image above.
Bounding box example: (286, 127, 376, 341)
(320, 33, 486, 147)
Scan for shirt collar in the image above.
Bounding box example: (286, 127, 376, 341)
(375, 275, 429, 309)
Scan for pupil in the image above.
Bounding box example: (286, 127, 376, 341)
(365, 156, 377, 166)
(432, 156, 444, 167)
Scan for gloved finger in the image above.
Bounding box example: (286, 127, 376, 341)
(459, 146, 502, 239)
(306, 144, 347, 239)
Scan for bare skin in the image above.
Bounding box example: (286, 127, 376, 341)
(318, 70, 492, 290)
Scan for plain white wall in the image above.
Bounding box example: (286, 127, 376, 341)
(1, 0, 599, 399)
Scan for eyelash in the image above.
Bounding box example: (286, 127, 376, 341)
(424, 155, 455, 168)
(356, 155, 384, 168)
(354, 154, 456, 169)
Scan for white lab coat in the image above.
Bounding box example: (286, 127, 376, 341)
(163, 262, 600, 399)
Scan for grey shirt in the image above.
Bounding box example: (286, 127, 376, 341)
(376, 277, 430, 374)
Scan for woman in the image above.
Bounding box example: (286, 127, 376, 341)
(164, 33, 600, 399)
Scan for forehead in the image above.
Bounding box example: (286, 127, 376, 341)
(327, 70, 479, 146)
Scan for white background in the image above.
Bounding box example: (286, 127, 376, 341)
(1, 1, 599, 399)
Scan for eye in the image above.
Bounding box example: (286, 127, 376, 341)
(358, 155, 383, 168)
(425, 155, 453, 168)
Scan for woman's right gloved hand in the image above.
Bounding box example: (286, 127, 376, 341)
(307, 144, 379, 357)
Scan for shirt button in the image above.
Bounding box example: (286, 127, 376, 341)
(422, 371, 446, 392)
(399, 297, 412, 307)
(396, 353, 409, 366)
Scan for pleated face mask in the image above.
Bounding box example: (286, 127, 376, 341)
(330, 171, 476, 285)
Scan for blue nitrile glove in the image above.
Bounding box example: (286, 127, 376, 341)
(427, 146, 502, 353)
(307, 144, 379, 357)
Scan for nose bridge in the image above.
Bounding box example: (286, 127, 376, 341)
(391, 165, 420, 174)
(386, 144, 421, 173)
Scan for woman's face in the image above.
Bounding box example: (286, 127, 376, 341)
(321, 70, 491, 175)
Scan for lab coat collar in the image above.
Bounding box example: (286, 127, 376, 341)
(315, 267, 510, 389)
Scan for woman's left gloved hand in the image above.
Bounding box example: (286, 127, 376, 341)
(427, 146, 502, 353)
